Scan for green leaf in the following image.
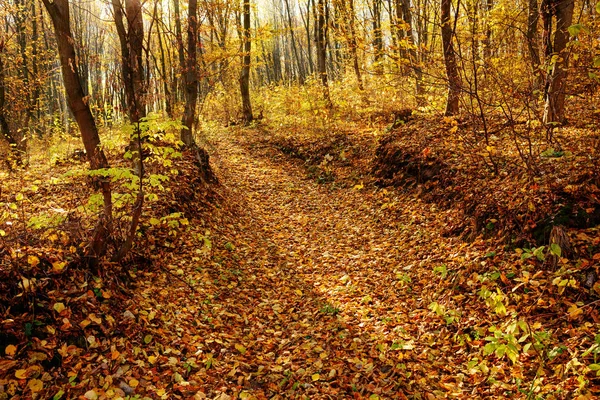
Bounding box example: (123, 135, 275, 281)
(568, 24, 588, 37)
(483, 342, 496, 355)
(53, 390, 65, 400)
(144, 334, 153, 344)
(549, 243, 562, 257)
(596, 2, 600, 15)
(589, 363, 600, 371)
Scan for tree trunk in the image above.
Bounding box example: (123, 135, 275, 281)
(112, 0, 146, 178)
(482, 0, 493, 60)
(526, 0, 542, 89)
(41, 0, 113, 265)
(284, 0, 307, 84)
(240, 0, 253, 124)
(371, 0, 384, 73)
(182, 0, 199, 146)
(0, 42, 22, 167)
(316, 0, 332, 107)
(343, 0, 363, 90)
(156, 3, 173, 117)
(173, 0, 186, 103)
(543, 0, 574, 125)
(181, 0, 215, 182)
(398, 0, 424, 104)
(441, 0, 461, 116)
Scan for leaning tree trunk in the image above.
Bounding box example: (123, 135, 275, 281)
(41, 0, 113, 265)
(543, 0, 574, 125)
(441, 0, 461, 116)
(239, 0, 253, 124)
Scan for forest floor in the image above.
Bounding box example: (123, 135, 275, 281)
(1, 115, 600, 399)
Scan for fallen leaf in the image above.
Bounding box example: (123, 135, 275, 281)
(53, 302, 66, 313)
(235, 344, 247, 354)
(28, 379, 43, 393)
(5, 344, 16, 356)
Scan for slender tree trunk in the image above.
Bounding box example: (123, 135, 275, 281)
(543, 0, 574, 124)
(285, 0, 306, 83)
(41, 0, 112, 265)
(482, 0, 493, 60)
(156, 4, 173, 117)
(173, 0, 186, 103)
(181, 0, 215, 182)
(316, 0, 332, 107)
(182, 0, 199, 146)
(0, 42, 21, 167)
(399, 0, 424, 104)
(240, 0, 253, 123)
(441, 0, 461, 115)
(345, 0, 364, 90)
(527, 0, 542, 89)
(371, 0, 384, 73)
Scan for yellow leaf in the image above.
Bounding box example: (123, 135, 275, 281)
(28, 255, 40, 266)
(5, 344, 16, 356)
(15, 369, 27, 379)
(79, 319, 91, 328)
(88, 313, 102, 325)
(353, 182, 364, 190)
(240, 392, 251, 399)
(295, 289, 303, 296)
(129, 378, 139, 388)
(235, 344, 247, 354)
(52, 261, 66, 272)
(311, 373, 320, 381)
(148, 355, 157, 364)
(156, 388, 166, 396)
(53, 302, 66, 313)
(568, 304, 583, 319)
(28, 379, 43, 393)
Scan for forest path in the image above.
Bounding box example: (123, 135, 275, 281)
(185, 127, 467, 398)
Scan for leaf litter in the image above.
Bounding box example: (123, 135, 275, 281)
(1, 119, 600, 399)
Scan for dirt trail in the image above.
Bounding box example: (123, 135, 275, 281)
(180, 127, 468, 398)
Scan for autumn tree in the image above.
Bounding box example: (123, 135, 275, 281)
(41, 0, 113, 264)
